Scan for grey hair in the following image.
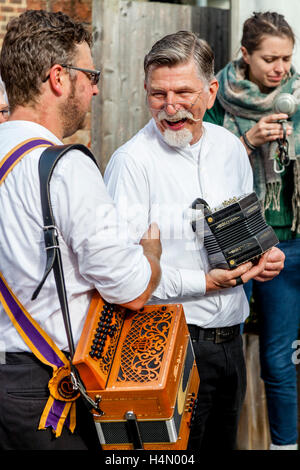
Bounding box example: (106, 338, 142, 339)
(144, 31, 215, 87)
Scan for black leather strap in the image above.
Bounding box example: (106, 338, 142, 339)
(30, 143, 103, 414)
(31, 144, 99, 357)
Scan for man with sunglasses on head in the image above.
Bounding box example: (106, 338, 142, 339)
(104, 31, 285, 451)
(0, 10, 161, 450)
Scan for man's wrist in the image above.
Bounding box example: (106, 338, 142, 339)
(205, 273, 220, 292)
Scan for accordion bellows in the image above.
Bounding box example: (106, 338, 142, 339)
(192, 192, 279, 269)
(73, 293, 199, 450)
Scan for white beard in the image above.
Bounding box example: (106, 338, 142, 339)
(162, 127, 193, 148)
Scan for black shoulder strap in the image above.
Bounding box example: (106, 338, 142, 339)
(31, 144, 103, 414)
(31, 144, 99, 356)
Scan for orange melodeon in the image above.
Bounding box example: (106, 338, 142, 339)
(73, 292, 199, 450)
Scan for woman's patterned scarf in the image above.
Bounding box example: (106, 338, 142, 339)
(217, 59, 300, 233)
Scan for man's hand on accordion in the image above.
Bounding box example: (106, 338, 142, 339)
(205, 246, 285, 291)
(252, 246, 285, 282)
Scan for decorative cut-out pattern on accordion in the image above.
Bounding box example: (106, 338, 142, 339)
(117, 307, 172, 383)
(73, 293, 199, 450)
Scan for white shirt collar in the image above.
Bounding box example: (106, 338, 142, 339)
(0, 120, 62, 145)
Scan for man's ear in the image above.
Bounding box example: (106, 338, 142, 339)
(207, 78, 219, 110)
(47, 65, 65, 97)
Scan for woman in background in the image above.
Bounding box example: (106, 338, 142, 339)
(204, 11, 300, 450)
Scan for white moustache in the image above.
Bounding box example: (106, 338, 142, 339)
(158, 109, 201, 122)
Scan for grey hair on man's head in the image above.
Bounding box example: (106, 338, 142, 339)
(144, 30, 215, 86)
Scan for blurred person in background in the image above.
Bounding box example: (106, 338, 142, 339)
(0, 77, 9, 123)
(204, 11, 300, 450)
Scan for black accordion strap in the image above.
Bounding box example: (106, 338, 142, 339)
(31, 144, 99, 357)
(31, 143, 103, 413)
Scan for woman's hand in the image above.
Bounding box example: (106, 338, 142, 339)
(242, 113, 293, 151)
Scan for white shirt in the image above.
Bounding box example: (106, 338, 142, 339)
(0, 121, 151, 352)
(104, 119, 253, 328)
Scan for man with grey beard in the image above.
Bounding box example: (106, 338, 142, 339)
(104, 31, 285, 451)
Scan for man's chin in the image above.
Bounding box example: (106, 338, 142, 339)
(62, 115, 86, 139)
(162, 127, 193, 148)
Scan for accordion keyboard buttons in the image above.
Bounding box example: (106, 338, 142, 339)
(89, 302, 118, 359)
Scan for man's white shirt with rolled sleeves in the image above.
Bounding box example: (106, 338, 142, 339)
(0, 121, 151, 353)
(104, 119, 253, 328)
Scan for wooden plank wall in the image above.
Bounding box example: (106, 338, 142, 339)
(191, 6, 229, 74)
(92, 0, 229, 172)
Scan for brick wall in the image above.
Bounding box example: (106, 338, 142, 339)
(0, 0, 27, 45)
(0, 0, 93, 147)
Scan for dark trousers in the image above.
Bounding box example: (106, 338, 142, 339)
(187, 329, 246, 451)
(0, 352, 100, 450)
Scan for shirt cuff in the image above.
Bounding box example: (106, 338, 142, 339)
(179, 268, 206, 297)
